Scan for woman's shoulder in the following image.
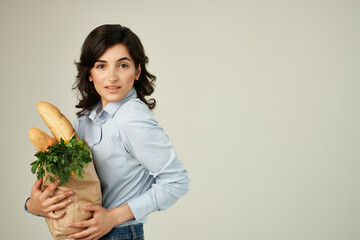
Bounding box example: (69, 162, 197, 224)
(114, 98, 157, 126)
(118, 98, 152, 116)
(122, 98, 151, 112)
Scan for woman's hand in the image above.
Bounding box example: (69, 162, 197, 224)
(26, 178, 73, 219)
(67, 204, 135, 240)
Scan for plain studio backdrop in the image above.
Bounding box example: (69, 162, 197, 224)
(0, 0, 359, 239)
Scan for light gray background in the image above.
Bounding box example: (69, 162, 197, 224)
(1, 0, 359, 239)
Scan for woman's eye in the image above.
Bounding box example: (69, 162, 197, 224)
(95, 64, 105, 69)
(119, 64, 128, 68)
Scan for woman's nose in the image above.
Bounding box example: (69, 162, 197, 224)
(107, 66, 119, 81)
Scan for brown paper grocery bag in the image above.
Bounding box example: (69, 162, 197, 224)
(41, 162, 102, 239)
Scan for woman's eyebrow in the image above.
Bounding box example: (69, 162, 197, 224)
(117, 57, 131, 62)
(95, 57, 131, 63)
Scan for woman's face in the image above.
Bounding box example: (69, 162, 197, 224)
(89, 43, 141, 108)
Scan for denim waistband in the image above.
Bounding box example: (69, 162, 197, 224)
(100, 223, 144, 240)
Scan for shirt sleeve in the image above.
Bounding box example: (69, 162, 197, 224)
(116, 101, 190, 220)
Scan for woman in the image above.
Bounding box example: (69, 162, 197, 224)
(26, 24, 189, 240)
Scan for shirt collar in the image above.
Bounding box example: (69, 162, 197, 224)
(89, 87, 137, 123)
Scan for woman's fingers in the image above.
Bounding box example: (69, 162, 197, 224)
(49, 190, 73, 205)
(41, 180, 59, 200)
(34, 177, 43, 189)
(48, 210, 66, 219)
(31, 178, 43, 195)
(67, 220, 95, 239)
(28, 178, 73, 219)
(67, 225, 93, 239)
(82, 204, 100, 212)
(49, 198, 72, 212)
(68, 219, 93, 228)
(29, 178, 74, 220)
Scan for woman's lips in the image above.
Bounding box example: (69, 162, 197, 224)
(105, 86, 121, 93)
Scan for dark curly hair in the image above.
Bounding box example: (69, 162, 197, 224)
(73, 24, 156, 117)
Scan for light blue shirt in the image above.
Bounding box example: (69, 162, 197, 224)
(73, 87, 189, 226)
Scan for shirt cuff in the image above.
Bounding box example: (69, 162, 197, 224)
(24, 197, 44, 217)
(127, 192, 157, 220)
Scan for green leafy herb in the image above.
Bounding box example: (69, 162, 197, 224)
(30, 134, 92, 185)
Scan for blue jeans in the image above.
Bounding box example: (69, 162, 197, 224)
(99, 224, 144, 240)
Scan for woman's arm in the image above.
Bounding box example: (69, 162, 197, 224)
(118, 100, 190, 220)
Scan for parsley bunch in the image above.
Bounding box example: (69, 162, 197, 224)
(31, 134, 92, 185)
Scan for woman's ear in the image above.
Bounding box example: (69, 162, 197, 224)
(89, 75, 93, 82)
(135, 64, 141, 80)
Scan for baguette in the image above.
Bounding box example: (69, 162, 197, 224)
(28, 128, 52, 152)
(36, 101, 76, 142)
